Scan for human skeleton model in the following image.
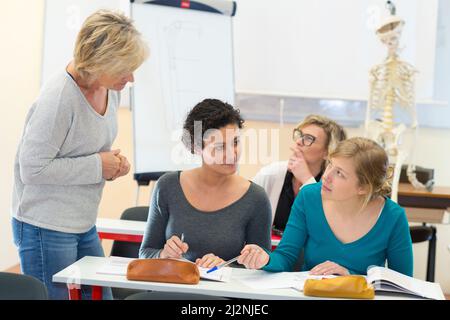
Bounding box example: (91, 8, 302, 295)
(365, 9, 432, 202)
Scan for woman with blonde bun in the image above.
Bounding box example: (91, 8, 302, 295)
(239, 137, 413, 277)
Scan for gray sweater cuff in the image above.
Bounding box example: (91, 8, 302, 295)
(94, 153, 103, 183)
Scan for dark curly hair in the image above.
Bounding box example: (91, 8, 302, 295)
(182, 99, 245, 154)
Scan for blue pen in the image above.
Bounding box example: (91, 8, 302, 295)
(206, 256, 240, 273)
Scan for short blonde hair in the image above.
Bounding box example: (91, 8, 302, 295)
(73, 10, 149, 81)
(329, 137, 392, 209)
(297, 114, 347, 155)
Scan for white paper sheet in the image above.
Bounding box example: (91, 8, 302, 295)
(96, 256, 133, 276)
(237, 270, 336, 291)
(198, 267, 233, 283)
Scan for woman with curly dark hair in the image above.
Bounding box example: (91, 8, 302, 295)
(139, 99, 272, 269)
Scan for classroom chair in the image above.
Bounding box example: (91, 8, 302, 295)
(409, 225, 436, 282)
(0, 272, 48, 300)
(110, 206, 149, 258)
(110, 206, 149, 300)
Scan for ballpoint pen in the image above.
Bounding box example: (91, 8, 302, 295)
(206, 256, 240, 273)
(180, 233, 188, 260)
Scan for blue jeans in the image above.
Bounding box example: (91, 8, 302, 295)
(12, 218, 113, 300)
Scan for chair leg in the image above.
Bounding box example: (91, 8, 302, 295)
(426, 226, 437, 282)
(68, 287, 82, 300)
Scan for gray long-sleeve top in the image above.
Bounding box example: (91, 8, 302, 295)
(12, 71, 119, 233)
(139, 171, 272, 261)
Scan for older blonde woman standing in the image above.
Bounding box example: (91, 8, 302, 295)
(11, 10, 148, 299)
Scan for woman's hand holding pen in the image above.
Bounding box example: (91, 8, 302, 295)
(237, 244, 269, 270)
(160, 235, 189, 259)
(195, 254, 224, 268)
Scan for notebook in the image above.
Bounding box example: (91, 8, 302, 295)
(366, 266, 445, 300)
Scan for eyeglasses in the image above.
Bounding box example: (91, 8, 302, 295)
(292, 129, 316, 146)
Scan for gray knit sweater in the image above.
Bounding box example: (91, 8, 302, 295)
(139, 171, 272, 261)
(12, 71, 119, 233)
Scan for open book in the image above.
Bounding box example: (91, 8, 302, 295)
(96, 256, 232, 283)
(366, 266, 445, 300)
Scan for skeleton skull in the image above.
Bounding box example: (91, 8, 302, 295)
(376, 16, 405, 55)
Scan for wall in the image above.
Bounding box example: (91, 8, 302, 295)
(0, 0, 45, 270)
(234, 0, 439, 101)
(1, 0, 449, 294)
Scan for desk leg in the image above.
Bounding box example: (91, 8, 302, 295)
(92, 286, 103, 300)
(68, 286, 82, 300)
(426, 226, 437, 283)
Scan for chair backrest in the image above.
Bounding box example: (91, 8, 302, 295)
(120, 206, 150, 222)
(0, 272, 48, 300)
(110, 206, 149, 258)
(409, 226, 434, 243)
(409, 225, 437, 282)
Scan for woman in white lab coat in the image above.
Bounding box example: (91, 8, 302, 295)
(253, 115, 346, 233)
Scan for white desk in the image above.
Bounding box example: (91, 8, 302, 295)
(96, 218, 146, 235)
(52, 256, 420, 300)
(96, 218, 281, 246)
(96, 218, 146, 242)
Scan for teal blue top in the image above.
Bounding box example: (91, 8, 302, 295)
(263, 182, 413, 276)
